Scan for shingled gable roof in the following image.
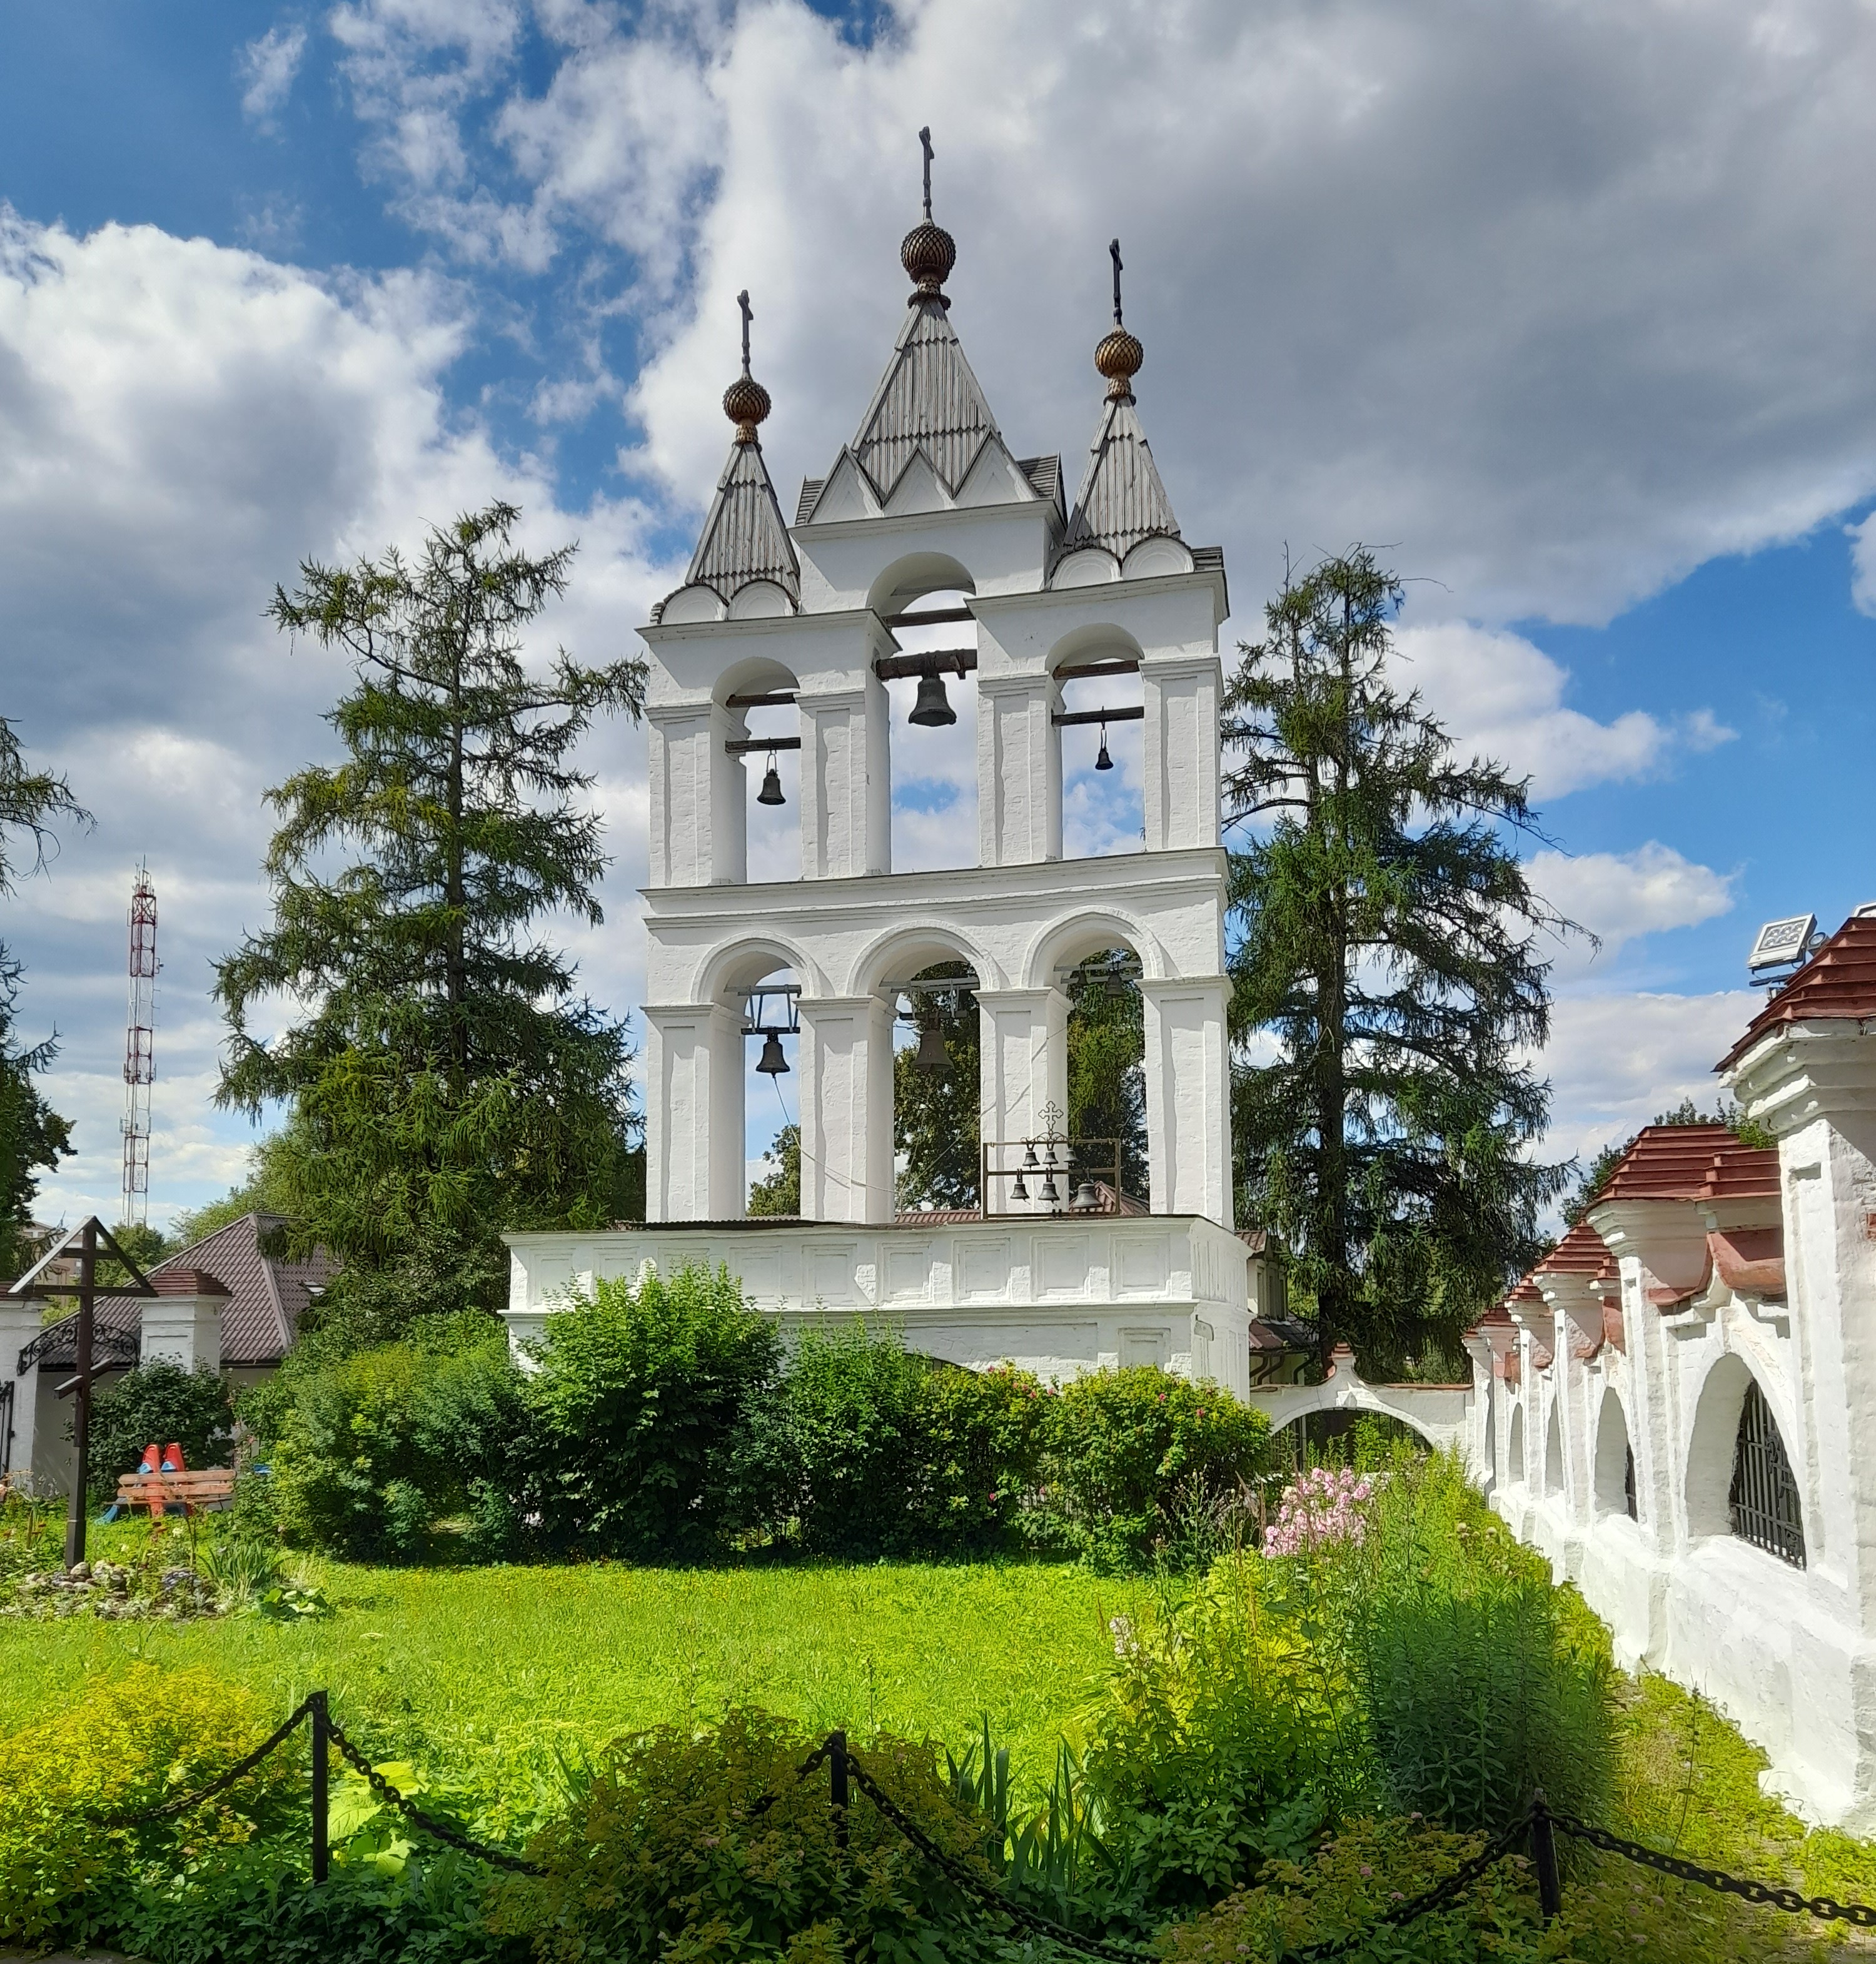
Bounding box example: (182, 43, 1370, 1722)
(149, 1212, 338, 1369)
(1718, 913, 1876, 1070)
(838, 296, 1005, 507)
(683, 437, 800, 609)
(1064, 392, 1180, 559)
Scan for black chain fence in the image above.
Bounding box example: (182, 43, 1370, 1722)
(86, 1694, 1876, 1956)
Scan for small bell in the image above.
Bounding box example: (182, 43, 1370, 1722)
(1039, 1171, 1061, 1205)
(757, 750, 785, 806)
(1095, 717, 1113, 771)
(915, 1021, 947, 1076)
(1071, 1179, 1101, 1212)
(1011, 1170, 1029, 1202)
(1105, 964, 1129, 1000)
(755, 1031, 790, 1075)
(909, 672, 957, 727)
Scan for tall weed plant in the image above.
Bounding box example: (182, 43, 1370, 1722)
(1263, 1449, 1618, 1833)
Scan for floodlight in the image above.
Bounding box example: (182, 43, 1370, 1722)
(1747, 914, 1816, 973)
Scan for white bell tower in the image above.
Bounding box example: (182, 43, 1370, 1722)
(505, 146, 1253, 1394)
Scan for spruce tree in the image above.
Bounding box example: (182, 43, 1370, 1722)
(0, 717, 89, 1273)
(1223, 548, 1570, 1371)
(215, 504, 646, 1339)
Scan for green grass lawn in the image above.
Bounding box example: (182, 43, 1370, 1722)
(0, 1552, 1149, 1810)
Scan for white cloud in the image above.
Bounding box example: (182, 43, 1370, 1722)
(330, 0, 1876, 630)
(238, 23, 310, 127)
(1535, 990, 1758, 1172)
(1848, 510, 1876, 616)
(0, 208, 673, 1226)
(1394, 621, 1734, 798)
(1527, 843, 1735, 969)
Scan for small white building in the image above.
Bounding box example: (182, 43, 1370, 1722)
(1465, 913, 1876, 1830)
(503, 190, 1261, 1394)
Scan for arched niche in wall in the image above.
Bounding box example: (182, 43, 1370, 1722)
(1544, 1399, 1565, 1496)
(716, 656, 802, 883)
(1685, 1354, 1806, 1566)
(870, 557, 980, 873)
(1595, 1388, 1636, 1519)
(698, 936, 812, 1217)
(1508, 1403, 1526, 1486)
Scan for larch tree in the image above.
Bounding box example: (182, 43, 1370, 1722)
(215, 503, 646, 1340)
(0, 716, 89, 1274)
(1223, 548, 1573, 1372)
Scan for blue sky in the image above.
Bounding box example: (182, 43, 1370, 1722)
(1, 0, 1873, 1228)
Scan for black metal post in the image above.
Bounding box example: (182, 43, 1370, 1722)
(1530, 1788, 1562, 1922)
(64, 1222, 96, 1571)
(310, 1691, 330, 1883)
(829, 1729, 849, 1853)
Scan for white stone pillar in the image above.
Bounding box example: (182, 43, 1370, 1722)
(1142, 654, 1223, 853)
(644, 1002, 745, 1221)
(797, 995, 894, 1223)
(1139, 976, 1233, 1225)
(976, 674, 1061, 868)
(0, 1295, 39, 1480)
(975, 988, 1070, 1204)
(799, 676, 890, 879)
(648, 702, 747, 888)
(141, 1275, 228, 1372)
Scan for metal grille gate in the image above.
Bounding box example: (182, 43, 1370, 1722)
(1730, 1379, 1805, 1567)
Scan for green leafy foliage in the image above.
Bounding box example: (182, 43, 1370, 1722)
(489, 1707, 1006, 1964)
(1223, 549, 1571, 1370)
(516, 1264, 780, 1561)
(1041, 1366, 1271, 1572)
(747, 1122, 801, 1217)
(263, 1316, 523, 1561)
(214, 501, 646, 1340)
(893, 964, 982, 1211)
(83, 1360, 236, 1504)
(744, 1324, 1050, 1559)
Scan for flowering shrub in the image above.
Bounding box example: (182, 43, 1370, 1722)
(1261, 1466, 1373, 1556)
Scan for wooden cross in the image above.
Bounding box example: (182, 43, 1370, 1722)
(1111, 238, 1124, 327)
(737, 289, 752, 374)
(920, 126, 934, 220)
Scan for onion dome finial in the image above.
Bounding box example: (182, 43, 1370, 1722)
(722, 288, 772, 443)
(901, 125, 956, 309)
(1094, 237, 1143, 401)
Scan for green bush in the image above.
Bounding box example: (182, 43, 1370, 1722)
(84, 1360, 234, 1503)
(0, 1666, 300, 1948)
(488, 1707, 1006, 1964)
(746, 1327, 1051, 1558)
(517, 1263, 780, 1561)
(266, 1315, 523, 1561)
(1041, 1367, 1270, 1572)
(907, 1359, 1050, 1555)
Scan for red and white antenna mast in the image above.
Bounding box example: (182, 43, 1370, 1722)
(121, 865, 158, 1227)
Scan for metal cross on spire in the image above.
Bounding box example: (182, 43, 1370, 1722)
(1111, 238, 1124, 327)
(919, 126, 934, 220)
(737, 289, 752, 375)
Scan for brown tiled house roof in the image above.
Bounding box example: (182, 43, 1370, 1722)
(149, 1213, 338, 1369)
(1719, 914, 1876, 1070)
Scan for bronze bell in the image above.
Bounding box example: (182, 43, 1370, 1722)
(757, 752, 785, 806)
(1071, 1179, 1101, 1212)
(915, 1021, 947, 1076)
(909, 672, 956, 727)
(1095, 717, 1113, 771)
(755, 1031, 789, 1075)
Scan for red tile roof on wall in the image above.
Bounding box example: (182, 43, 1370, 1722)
(1588, 1125, 1779, 1207)
(149, 1268, 229, 1297)
(1535, 1220, 1620, 1282)
(149, 1213, 338, 1369)
(1719, 914, 1876, 1070)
